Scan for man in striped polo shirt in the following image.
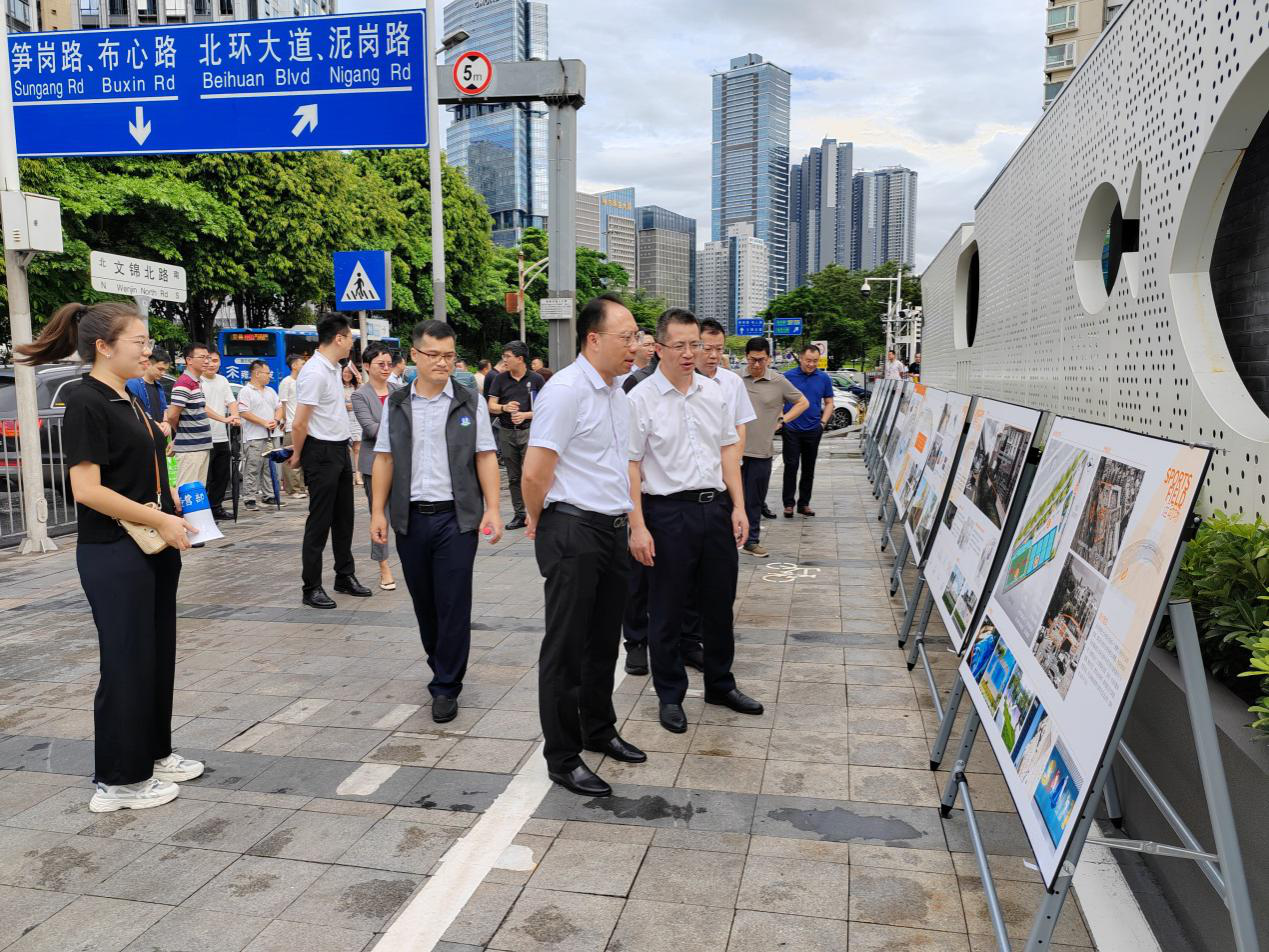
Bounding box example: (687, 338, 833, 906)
(166, 342, 236, 491)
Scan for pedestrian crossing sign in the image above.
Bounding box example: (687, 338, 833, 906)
(333, 250, 392, 312)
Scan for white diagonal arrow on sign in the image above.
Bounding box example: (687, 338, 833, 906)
(128, 106, 151, 145)
(291, 104, 318, 137)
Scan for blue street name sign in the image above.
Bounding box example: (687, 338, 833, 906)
(333, 250, 391, 312)
(735, 318, 765, 336)
(9, 10, 427, 158)
(772, 317, 804, 336)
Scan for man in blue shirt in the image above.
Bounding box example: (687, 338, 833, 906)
(781, 344, 835, 517)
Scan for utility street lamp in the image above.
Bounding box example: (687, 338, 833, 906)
(517, 251, 549, 341)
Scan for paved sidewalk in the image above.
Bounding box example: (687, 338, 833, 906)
(0, 453, 1096, 951)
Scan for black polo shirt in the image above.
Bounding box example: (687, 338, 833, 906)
(486, 369, 545, 429)
(63, 375, 175, 544)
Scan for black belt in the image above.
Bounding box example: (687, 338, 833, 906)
(410, 500, 456, 514)
(647, 489, 725, 504)
(548, 502, 627, 529)
(306, 436, 350, 445)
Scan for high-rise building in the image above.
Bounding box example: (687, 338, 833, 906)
(712, 53, 791, 299)
(636, 205, 697, 311)
(598, 188, 637, 278)
(1044, 0, 1124, 108)
(789, 138, 854, 288)
(698, 222, 769, 335)
(576, 192, 602, 253)
(444, 0, 549, 247)
(23, 0, 333, 32)
(852, 167, 918, 271)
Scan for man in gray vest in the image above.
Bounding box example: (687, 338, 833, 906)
(369, 320, 502, 723)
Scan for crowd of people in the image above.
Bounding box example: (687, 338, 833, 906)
(18, 297, 841, 810)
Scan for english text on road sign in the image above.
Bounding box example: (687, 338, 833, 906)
(540, 298, 573, 322)
(91, 250, 187, 302)
(452, 50, 492, 96)
(333, 250, 391, 312)
(735, 318, 764, 336)
(772, 317, 803, 336)
(8, 11, 427, 158)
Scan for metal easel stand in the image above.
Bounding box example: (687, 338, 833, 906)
(935, 536, 1261, 952)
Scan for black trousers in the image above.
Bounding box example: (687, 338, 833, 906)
(396, 508, 478, 698)
(643, 494, 738, 704)
(498, 426, 530, 517)
(301, 437, 355, 590)
(207, 440, 230, 510)
(78, 539, 182, 786)
(742, 456, 773, 545)
(781, 425, 824, 509)
(536, 506, 630, 773)
(623, 564, 702, 654)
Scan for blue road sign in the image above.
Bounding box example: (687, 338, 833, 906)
(735, 318, 765, 336)
(334, 250, 391, 311)
(772, 317, 804, 336)
(9, 11, 427, 158)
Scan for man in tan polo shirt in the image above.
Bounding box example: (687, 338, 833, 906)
(739, 337, 808, 557)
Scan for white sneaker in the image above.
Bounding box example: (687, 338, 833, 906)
(153, 752, 205, 783)
(89, 777, 180, 813)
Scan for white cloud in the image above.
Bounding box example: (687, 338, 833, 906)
(341, 0, 1046, 269)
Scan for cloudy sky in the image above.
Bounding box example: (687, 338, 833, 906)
(343, 0, 1044, 268)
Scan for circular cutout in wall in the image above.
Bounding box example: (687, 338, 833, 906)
(1075, 179, 1139, 314)
(953, 239, 979, 349)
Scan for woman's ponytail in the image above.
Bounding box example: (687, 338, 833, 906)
(16, 301, 138, 367)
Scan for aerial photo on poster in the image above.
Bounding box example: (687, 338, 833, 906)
(879, 380, 915, 470)
(903, 392, 973, 558)
(891, 387, 948, 518)
(958, 417, 1210, 889)
(922, 398, 1043, 651)
(884, 383, 925, 478)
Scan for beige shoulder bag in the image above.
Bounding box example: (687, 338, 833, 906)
(117, 398, 169, 555)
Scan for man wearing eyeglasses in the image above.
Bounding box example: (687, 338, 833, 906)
(486, 340, 545, 531)
(741, 338, 809, 556)
(522, 293, 647, 798)
(628, 308, 764, 735)
(369, 320, 503, 724)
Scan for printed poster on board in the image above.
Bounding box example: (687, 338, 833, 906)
(883, 382, 924, 478)
(924, 398, 1043, 651)
(890, 387, 948, 519)
(878, 380, 914, 465)
(865, 379, 895, 439)
(958, 418, 1210, 890)
(902, 392, 973, 560)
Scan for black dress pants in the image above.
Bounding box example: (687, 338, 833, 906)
(624, 563, 703, 655)
(643, 494, 738, 705)
(536, 506, 630, 773)
(742, 456, 773, 545)
(301, 437, 355, 591)
(78, 539, 182, 786)
(396, 508, 478, 698)
(207, 440, 230, 509)
(781, 425, 824, 509)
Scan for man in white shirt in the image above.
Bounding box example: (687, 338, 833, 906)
(627, 310, 764, 735)
(235, 360, 283, 510)
(884, 350, 907, 380)
(289, 315, 371, 609)
(277, 353, 307, 498)
(521, 294, 647, 798)
(201, 350, 238, 521)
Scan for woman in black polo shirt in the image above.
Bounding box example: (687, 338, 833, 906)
(19, 301, 203, 814)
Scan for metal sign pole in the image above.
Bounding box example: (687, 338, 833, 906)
(426, 0, 446, 324)
(545, 99, 577, 371)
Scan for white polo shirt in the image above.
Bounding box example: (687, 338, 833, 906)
(703, 365, 757, 429)
(528, 354, 632, 516)
(374, 380, 496, 501)
(295, 350, 351, 441)
(885, 359, 907, 380)
(628, 367, 738, 496)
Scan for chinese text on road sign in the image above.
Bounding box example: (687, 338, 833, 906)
(90, 251, 187, 302)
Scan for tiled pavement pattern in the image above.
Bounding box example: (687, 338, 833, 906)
(0, 448, 1097, 951)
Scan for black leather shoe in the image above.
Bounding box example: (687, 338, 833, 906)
(432, 696, 458, 723)
(211, 508, 231, 521)
(705, 688, 764, 715)
(659, 703, 688, 733)
(762, 505, 778, 519)
(302, 587, 336, 610)
(505, 515, 527, 530)
(548, 764, 612, 797)
(624, 642, 649, 675)
(585, 735, 647, 763)
(334, 574, 372, 597)
(683, 646, 705, 672)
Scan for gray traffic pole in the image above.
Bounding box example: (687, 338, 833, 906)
(425, 0, 446, 323)
(0, 18, 55, 555)
(546, 100, 578, 371)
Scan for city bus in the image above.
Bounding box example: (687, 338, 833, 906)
(217, 326, 400, 385)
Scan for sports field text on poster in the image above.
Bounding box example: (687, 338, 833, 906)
(891, 388, 948, 518)
(902, 392, 972, 559)
(958, 417, 1210, 889)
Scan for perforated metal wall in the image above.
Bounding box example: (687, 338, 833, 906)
(921, 0, 1269, 518)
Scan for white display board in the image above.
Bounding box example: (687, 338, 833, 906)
(959, 418, 1211, 890)
(864, 380, 894, 439)
(924, 398, 1043, 651)
(869, 379, 899, 443)
(877, 380, 913, 464)
(890, 387, 948, 519)
(902, 392, 973, 560)
(881, 381, 920, 476)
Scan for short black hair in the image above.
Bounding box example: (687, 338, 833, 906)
(700, 318, 727, 338)
(393, 352, 408, 366)
(249, 359, 268, 374)
(411, 319, 455, 346)
(744, 337, 770, 355)
(654, 307, 699, 343)
(478, 359, 491, 372)
(577, 293, 625, 352)
(362, 345, 389, 366)
(287, 353, 305, 368)
(149, 346, 171, 364)
(502, 340, 529, 361)
(183, 341, 208, 359)
(317, 314, 351, 345)
(800, 343, 822, 356)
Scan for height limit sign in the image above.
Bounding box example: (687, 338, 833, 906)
(453, 51, 492, 96)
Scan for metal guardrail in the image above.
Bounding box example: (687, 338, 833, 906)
(0, 414, 78, 549)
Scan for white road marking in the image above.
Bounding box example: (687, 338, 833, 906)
(493, 843, 537, 871)
(1073, 824, 1163, 952)
(335, 763, 400, 796)
(271, 697, 331, 724)
(372, 704, 422, 730)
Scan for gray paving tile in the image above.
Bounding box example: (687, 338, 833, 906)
(534, 782, 757, 834)
(177, 749, 279, 790)
(726, 909, 849, 952)
(0, 736, 95, 775)
(736, 853, 850, 919)
(79, 796, 215, 843)
(607, 898, 733, 952)
(751, 794, 946, 850)
(0, 884, 77, 948)
(402, 767, 513, 812)
(5, 785, 102, 834)
(287, 727, 392, 761)
(0, 774, 70, 819)
(277, 863, 423, 930)
(247, 809, 379, 862)
(527, 838, 645, 896)
(941, 808, 1032, 858)
(121, 906, 272, 952)
(849, 865, 967, 932)
(442, 882, 522, 946)
(488, 886, 624, 952)
(4, 894, 167, 952)
(848, 923, 971, 951)
(87, 844, 237, 904)
(242, 756, 427, 804)
(184, 855, 328, 917)
(0, 827, 149, 892)
(628, 845, 744, 907)
(242, 919, 373, 952)
(336, 817, 457, 873)
(165, 802, 294, 852)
